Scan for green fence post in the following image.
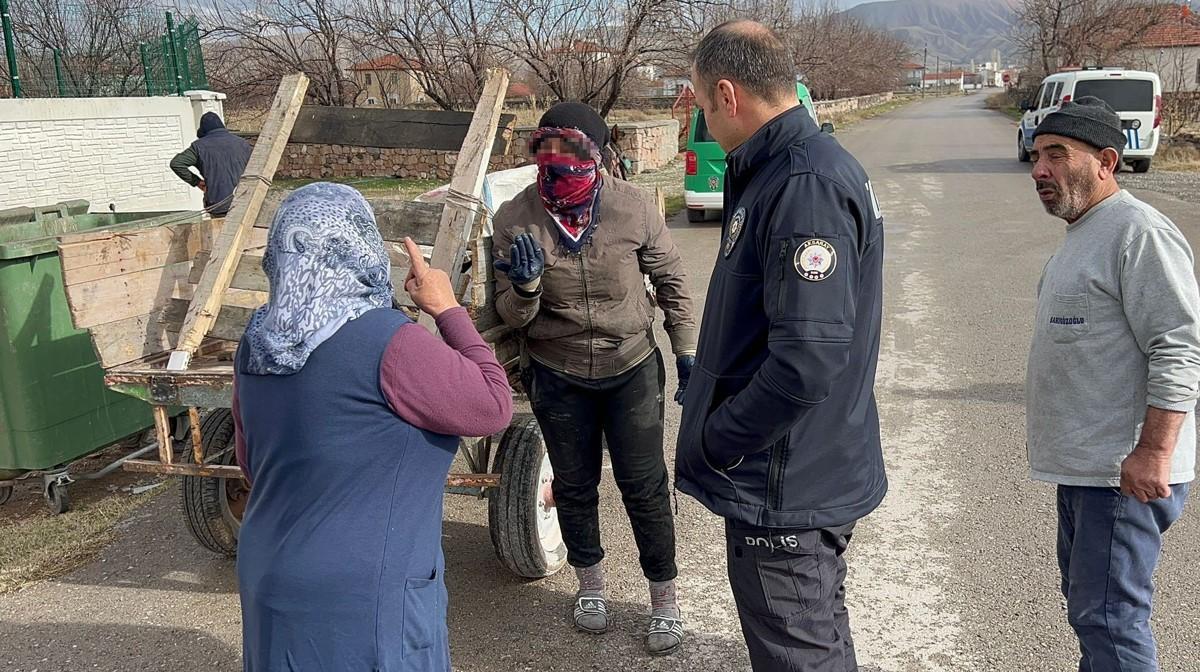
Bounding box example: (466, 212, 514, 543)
(53, 48, 65, 96)
(191, 23, 207, 88)
(0, 0, 21, 97)
(140, 42, 153, 95)
(165, 11, 184, 95)
(178, 26, 191, 91)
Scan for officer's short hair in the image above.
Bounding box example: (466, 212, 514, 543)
(692, 20, 795, 105)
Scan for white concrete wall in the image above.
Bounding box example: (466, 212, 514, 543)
(0, 91, 224, 212)
(1130, 48, 1200, 93)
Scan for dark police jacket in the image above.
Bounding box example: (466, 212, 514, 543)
(675, 105, 887, 530)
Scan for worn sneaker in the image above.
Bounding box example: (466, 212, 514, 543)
(573, 594, 609, 634)
(645, 614, 684, 656)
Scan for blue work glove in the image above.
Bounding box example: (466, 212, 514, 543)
(493, 233, 545, 290)
(674, 355, 695, 405)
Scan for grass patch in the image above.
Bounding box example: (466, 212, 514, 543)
(664, 193, 685, 218)
(822, 94, 919, 131)
(1156, 141, 1200, 172)
(0, 485, 164, 593)
(985, 92, 1023, 121)
(272, 177, 443, 199)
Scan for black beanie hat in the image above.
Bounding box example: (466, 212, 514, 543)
(197, 111, 226, 138)
(1032, 96, 1126, 159)
(537, 102, 610, 150)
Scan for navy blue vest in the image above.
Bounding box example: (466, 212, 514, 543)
(235, 308, 456, 671)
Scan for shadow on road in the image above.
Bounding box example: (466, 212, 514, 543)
(889, 158, 1029, 175)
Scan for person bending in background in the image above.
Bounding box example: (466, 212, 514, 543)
(170, 112, 252, 217)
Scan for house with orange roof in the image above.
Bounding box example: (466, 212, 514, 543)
(1127, 3, 1200, 92)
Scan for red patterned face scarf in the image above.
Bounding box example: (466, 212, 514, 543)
(530, 127, 603, 253)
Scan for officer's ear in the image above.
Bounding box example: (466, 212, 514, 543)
(715, 79, 738, 117)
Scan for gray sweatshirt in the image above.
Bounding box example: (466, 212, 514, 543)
(1027, 190, 1200, 487)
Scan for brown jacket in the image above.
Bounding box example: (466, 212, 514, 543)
(493, 179, 697, 379)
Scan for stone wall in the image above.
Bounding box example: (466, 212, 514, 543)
(0, 91, 223, 212)
(812, 92, 896, 119)
(268, 118, 681, 181)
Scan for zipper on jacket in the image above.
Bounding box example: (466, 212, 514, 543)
(766, 439, 787, 510)
(580, 253, 595, 377)
(776, 239, 789, 318)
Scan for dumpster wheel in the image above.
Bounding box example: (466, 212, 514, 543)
(180, 409, 244, 557)
(488, 414, 567, 579)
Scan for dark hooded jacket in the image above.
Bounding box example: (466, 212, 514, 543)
(169, 112, 252, 216)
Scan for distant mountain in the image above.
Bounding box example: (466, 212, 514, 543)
(846, 0, 1019, 65)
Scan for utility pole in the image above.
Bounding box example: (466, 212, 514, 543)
(0, 0, 20, 97)
(922, 43, 927, 99)
(935, 55, 940, 96)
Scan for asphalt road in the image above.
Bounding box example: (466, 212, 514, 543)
(4, 93, 1199, 672)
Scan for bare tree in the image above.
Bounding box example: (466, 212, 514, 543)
(198, 0, 359, 107)
(6, 0, 162, 96)
(351, 0, 507, 110)
(1011, 0, 1163, 78)
(496, 0, 683, 116)
(788, 2, 910, 99)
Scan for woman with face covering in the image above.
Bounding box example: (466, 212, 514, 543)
(492, 103, 698, 656)
(231, 182, 513, 671)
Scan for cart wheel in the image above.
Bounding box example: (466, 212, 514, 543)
(180, 408, 245, 558)
(45, 482, 70, 515)
(0, 486, 13, 506)
(488, 414, 567, 579)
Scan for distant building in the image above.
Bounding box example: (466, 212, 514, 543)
(923, 71, 967, 91)
(901, 62, 926, 89)
(349, 55, 429, 108)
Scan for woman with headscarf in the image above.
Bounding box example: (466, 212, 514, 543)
(231, 182, 513, 671)
(492, 103, 698, 656)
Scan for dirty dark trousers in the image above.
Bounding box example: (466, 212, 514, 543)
(1057, 483, 1190, 672)
(725, 520, 858, 672)
(528, 350, 677, 582)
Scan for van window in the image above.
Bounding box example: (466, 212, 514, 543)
(1073, 79, 1154, 111)
(694, 111, 716, 143)
(1040, 83, 1055, 109)
(1052, 82, 1063, 105)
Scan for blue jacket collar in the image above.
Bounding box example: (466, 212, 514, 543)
(726, 105, 819, 185)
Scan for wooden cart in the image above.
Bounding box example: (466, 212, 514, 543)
(55, 71, 567, 579)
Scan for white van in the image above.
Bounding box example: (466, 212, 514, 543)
(1017, 68, 1161, 172)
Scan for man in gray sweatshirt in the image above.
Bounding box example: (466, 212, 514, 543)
(1027, 96, 1200, 671)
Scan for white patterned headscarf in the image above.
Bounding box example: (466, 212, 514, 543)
(242, 182, 393, 375)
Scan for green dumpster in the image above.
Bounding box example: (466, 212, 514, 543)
(0, 201, 199, 511)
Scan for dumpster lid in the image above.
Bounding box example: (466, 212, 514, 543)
(0, 200, 91, 259)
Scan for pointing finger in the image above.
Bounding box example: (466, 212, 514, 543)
(403, 237, 428, 277)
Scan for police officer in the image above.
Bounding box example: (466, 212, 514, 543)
(675, 21, 887, 672)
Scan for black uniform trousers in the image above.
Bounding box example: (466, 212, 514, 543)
(528, 350, 677, 582)
(725, 519, 858, 672)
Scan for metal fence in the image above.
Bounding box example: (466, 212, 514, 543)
(0, 0, 206, 98)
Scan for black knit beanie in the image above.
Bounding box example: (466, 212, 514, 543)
(1032, 96, 1126, 159)
(536, 102, 610, 150)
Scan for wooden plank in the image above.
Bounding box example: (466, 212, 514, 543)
(58, 219, 221, 286)
(419, 68, 509, 331)
(188, 408, 205, 464)
(123, 460, 244, 478)
(252, 197, 443, 247)
(86, 301, 187, 369)
(169, 73, 310, 371)
(153, 406, 173, 465)
(67, 259, 196, 329)
(288, 105, 515, 152)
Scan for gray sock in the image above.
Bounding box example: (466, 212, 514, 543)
(649, 579, 680, 619)
(575, 562, 605, 597)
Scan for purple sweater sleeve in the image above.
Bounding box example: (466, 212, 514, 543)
(380, 307, 514, 437)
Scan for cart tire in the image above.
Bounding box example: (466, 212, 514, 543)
(0, 486, 11, 506)
(488, 415, 567, 579)
(45, 482, 70, 515)
(180, 409, 244, 558)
